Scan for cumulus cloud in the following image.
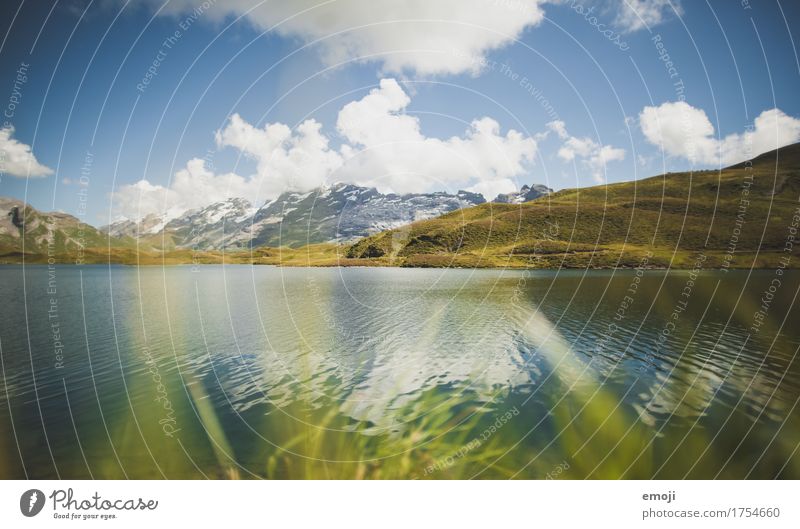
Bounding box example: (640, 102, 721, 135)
(112, 79, 538, 219)
(336, 79, 538, 196)
(639, 101, 800, 166)
(614, 0, 682, 33)
(113, 158, 275, 220)
(465, 178, 519, 201)
(140, 0, 548, 76)
(0, 126, 53, 178)
(547, 120, 625, 182)
(111, 179, 178, 221)
(113, 115, 344, 219)
(215, 114, 343, 196)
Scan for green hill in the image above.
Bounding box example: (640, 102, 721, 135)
(0, 196, 355, 266)
(4, 143, 800, 268)
(347, 143, 800, 269)
(0, 197, 140, 263)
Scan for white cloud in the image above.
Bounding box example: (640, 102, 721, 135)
(336, 78, 415, 146)
(111, 179, 177, 221)
(336, 79, 538, 197)
(639, 101, 800, 166)
(614, 0, 682, 33)
(0, 126, 53, 178)
(113, 79, 538, 218)
(113, 112, 346, 220)
(142, 0, 548, 76)
(547, 120, 625, 182)
(592, 144, 627, 172)
(215, 114, 343, 197)
(465, 178, 519, 201)
(111, 160, 258, 220)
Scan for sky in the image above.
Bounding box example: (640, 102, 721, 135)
(0, 0, 799, 225)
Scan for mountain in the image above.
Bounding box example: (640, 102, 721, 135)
(7, 142, 800, 270)
(246, 184, 486, 248)
(105, 184, 487, 249)
(493, 183, 552, 204)
(0, 183, 489, 260)
(0, 197, 122, 262)
(103, 198, 257, 250)
(103, 206, 187, 239)
(347, 143, 800, 268)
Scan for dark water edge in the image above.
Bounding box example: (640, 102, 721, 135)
(1, 265, 798, 479)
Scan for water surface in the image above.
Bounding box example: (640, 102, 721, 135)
(1, 265, 798, 478)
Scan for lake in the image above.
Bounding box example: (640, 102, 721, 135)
(0, 265, 798, 479)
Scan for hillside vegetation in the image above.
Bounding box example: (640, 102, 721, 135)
(0, 197, 138, 263)
(3, 143, 799, 269)
(347, 143, 800, 269)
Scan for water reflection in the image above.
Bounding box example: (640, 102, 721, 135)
(0, 265, 798, 479)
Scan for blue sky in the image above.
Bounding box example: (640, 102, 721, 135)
(1, 0, 799, 224)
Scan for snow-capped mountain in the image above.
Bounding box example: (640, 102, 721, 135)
(154, 198, 258, 249)
(492, 183, 552, 204)
(246, 184, 486, 248)
(103, 185, 487, 249)
(1, 179, 548, 262)
(102, 198, 257, 249)
(103, 206, 186, 239)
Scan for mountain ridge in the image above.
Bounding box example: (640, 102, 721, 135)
(98, 183, 499, 250)
(3, 140, 799, 270)
(346, 142, 800, 268)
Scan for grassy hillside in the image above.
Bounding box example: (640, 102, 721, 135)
(0, 197, 371, 266)
(3, 143, 800, 269)
(0, 243, 384, 267)
(347, 143, 800, 269)
(0, 198, 139, 263)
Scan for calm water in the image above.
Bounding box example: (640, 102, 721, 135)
(0, 265, 798, 479)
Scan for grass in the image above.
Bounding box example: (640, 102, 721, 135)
(347, 143, 800, 269)
(0, 243, 385, 267)
(3, 143, 800, 269)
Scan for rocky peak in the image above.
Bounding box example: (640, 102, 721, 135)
(493, 183, 552, 204)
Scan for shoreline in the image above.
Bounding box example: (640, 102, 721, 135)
(1, 261, 797, 271)
(2, 245, 797, 271)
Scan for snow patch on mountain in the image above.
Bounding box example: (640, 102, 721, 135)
(104, 183, 546, 249)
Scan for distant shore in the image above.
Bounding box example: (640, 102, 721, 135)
(1, 246, 796, 270)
